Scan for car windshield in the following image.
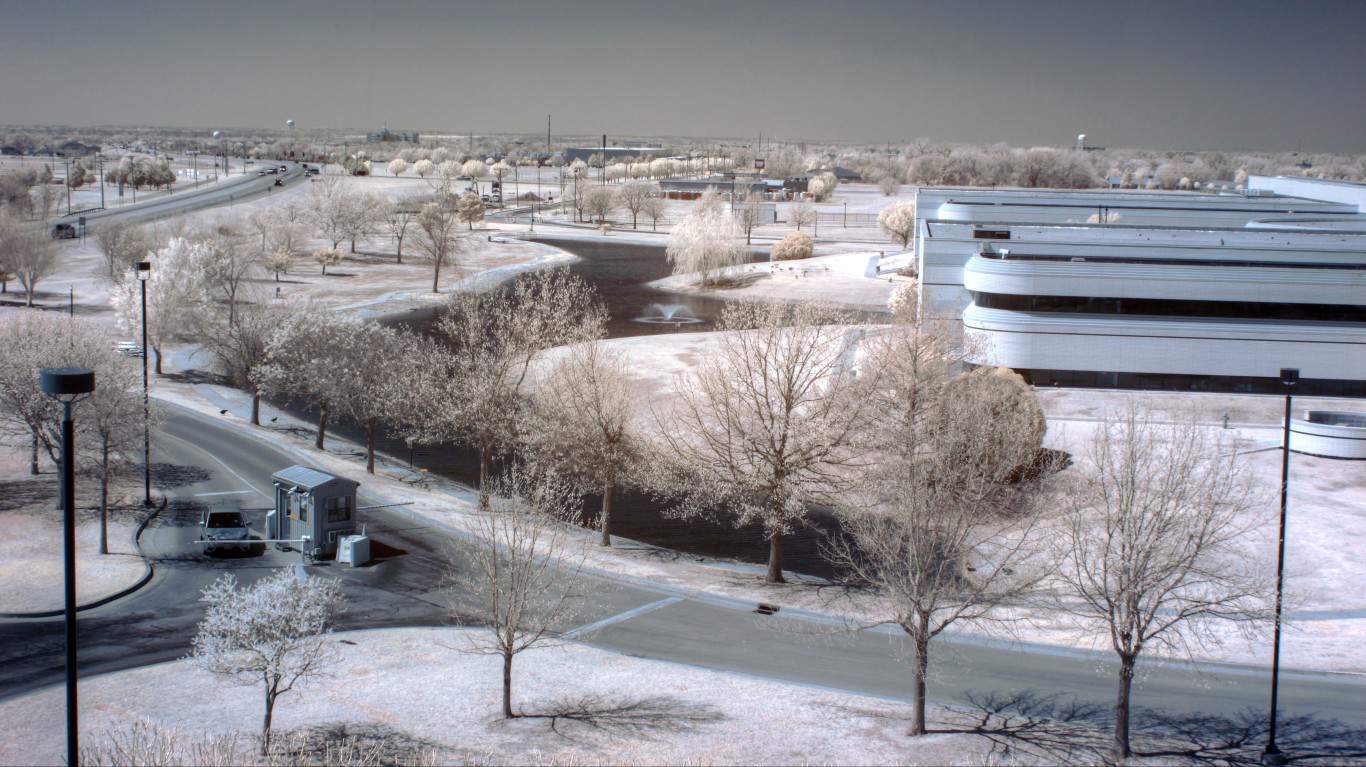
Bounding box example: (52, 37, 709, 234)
(206, 512, 244, 528)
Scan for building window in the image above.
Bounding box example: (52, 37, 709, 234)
(326, 496, 352, 523)
(973, 228, 1010, 240)
(972, 292, 1366, 323)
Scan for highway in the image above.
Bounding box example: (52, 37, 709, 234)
(52, 162, 308, 231)
(1, 402, 1363, 736)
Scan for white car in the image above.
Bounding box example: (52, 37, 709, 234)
(201, 503, 251, 553)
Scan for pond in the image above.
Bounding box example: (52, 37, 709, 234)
(290, 238, 847, 579)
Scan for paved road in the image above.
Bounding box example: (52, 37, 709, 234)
(1, 403, 1363, 734)
(52, 163, 308, 231)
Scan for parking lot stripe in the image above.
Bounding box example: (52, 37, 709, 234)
(562, 597, 684, 640)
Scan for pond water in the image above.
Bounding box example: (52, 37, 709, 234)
(285, 239, 846, 579)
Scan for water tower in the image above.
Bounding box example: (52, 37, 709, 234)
(1076, 133, 1087, 151)
(286, 119, 296, 131)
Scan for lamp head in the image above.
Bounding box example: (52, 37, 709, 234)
(136, 261, 151, 281)
(40, 368, 95, 403)
(1280, 368, 1299, 387)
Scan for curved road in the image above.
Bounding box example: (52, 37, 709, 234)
(53, 162, 308, 231)
(2, 402, 1363, 737)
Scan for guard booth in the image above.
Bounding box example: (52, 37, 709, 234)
(269, 466, 360, 558)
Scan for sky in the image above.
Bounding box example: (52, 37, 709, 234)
(1, 0, 1364, 153)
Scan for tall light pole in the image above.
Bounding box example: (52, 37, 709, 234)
(137, 261, 153, 506)
(1261, 366, 1298, 767)
(39, 366, 96, 767)
(96, 152, 105, 209)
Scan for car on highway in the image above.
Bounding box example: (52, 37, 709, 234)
(200, 502, 251, 554)
(51, 223, 77, 239)
(274, 178, 284, 187)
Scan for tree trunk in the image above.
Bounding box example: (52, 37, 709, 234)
(1113, 654, 1135, 762)
(502, 651, 515, 718)
(600, 478, 614, 546)
(766, 533, 785, 583)
(909, 621, 930, 736)
(30, 430, 39, 475)
(365, 422, 376, 474)
(251, 391, 261, 426)
(432, 259, 442, 293)
(25, 287, 34, 307)
(153, 346, 163, 375)
(350, 237, 356, 253)
(478, 444, 492, 509)
(99, 444, 110, 555)
(315, 403, 329, 450)
(261, 687, 276, 756)
(395, 236, 403, 264)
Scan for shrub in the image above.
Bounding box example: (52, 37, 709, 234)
(770, 232, 813, 261)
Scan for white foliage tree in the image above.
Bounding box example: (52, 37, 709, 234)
(878, 201, 917, 249)
(665, 189, 748, 286)
(190, 570, 344, 755)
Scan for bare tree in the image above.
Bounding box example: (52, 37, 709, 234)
(528, 341, 641, 546)
(327, 319, 407, 473)
(735, 188, 765, 244)
(255, 308, 353, 450)
(193, 294, 289, 425)
(448, 465, 586, 718)
(338, 192, 383, 254)
(307, 175, 353, 250)
(197, 222, 258, 326)
(640, 194, 666, 232)
(413, 199, 463, 292)
(615, 181, 656, 229)
(382, 196, 421, 263)
(827, 321, 1050, 736)
(1054, 403, 1268, 762)
(401, 269, 606, 508)
(0, 213, 55, 307)
(93, 220, 151, 281)
(80, 335, 150, 554)
(648, 302, 877, 582)
(584, 186, 615, 224)
(789, 200, 816, 232)
(191, 570, 344, 755)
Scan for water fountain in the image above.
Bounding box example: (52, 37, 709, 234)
(635, 303, 704, 325)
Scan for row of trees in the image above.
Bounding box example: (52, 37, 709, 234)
(0, 313, 150, 554)
(183, 276, 1267, 763)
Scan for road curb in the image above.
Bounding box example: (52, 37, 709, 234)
(0, 497, 167, 620)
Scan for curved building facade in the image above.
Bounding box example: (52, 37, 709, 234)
(914, 180, 1366, 395)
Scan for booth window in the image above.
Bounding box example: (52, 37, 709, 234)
(326, 496, 352, 523)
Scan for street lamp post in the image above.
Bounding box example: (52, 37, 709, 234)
(137, 261, 153, 506)
(39, 367, 96, 767)
(1261, 366, 1298, 767)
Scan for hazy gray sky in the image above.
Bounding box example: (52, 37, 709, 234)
(2, 0, 1364, 152)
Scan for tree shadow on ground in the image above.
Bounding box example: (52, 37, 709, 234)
(940, 690, 1366, 766)
(151, 462, 212, 490)
(513, 693, 726, 743)
(0, 477, 54, 511)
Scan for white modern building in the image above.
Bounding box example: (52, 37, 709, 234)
(913, 180, 1366, 396)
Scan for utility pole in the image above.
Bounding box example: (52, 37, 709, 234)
(97, 153, 105, 209)
(64, 157, 72, 215)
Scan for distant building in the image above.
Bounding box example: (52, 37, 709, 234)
(659, 176, 778, 200)
(366, 128, 420, 144)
